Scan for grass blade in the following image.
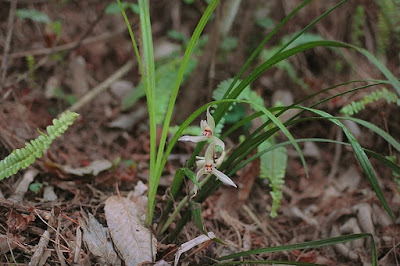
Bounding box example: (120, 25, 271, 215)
(149, 1, 220, 226)
(217, 233, 376, 266)
(232, 137, 400, 177)
(299, 106, 394, 220)
(216, 260, 326, 265)
(137, 0, 158, 227)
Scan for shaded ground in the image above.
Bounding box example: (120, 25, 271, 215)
(0, 0, 399, 265)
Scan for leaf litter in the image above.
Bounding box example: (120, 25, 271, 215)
(104, 181, 156, 265)
(0, 1, 399, 265)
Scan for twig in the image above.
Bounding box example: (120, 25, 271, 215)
(0, 198, 50, 218)
(1, 0, 46, 3)
(55, 215, 67, 266)
(1, 27, 126, 61)
(68, 60, 135, 112)
(2, 7, 125, 91)
(0, 0, 17, 92)
(29, 230, 51, 266)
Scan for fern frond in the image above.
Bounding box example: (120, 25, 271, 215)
(340, 88, 400, 116)
(259, 140, 287, 218)
(0, 111, 79, 180)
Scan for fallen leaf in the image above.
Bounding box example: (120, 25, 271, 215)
(6, 210, 35, 233)
(104, 196, 156, 266)
(108, 107, 147, 130)
(110, 80, 134, 99)
(0, 233, 24, 255)
(61, 160, 113, 176)
(43, 185, 58, 202)
(68, 56, 89, 97)
(79, 212, 121, 266)
(174, 232, 216, 266)
(45, 76, 60, 99)
(154, 39, 180, 60)
(335, 166, 361, 192)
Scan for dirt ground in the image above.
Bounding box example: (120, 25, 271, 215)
(0, 0, 399, 265)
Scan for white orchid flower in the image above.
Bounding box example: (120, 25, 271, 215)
(193, 143, 237, 194)
(178, 107, 225, 150)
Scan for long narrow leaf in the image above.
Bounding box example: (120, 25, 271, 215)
(217, 0, 349, 123)
(220, 0, 313, 100)
(151, 1, 221, 225)
(299, 106, 394, 220)
(231, 138, 400, 177)
(138, 0, 159, 227)
(156, 0, 220, 167)
(216, 261, 319, 266)
(217, 233, 376, 266)
(350, 45, 400, 96)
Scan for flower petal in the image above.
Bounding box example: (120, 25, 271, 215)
(193, 185, 198, 196)
(178, 135, 208, 143)
(206, 107, 215, 131)
(196, 159, 205, 168)
(211, 136, 225, 151)
(196, 167, 206, 182)
(204, 142, 215, 164)
(215, 150, 225, 168)
(212, 168, 237, 188)
(200, 120, 208, 131)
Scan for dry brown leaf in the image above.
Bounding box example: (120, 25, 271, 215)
(61, 160, 112, 176)
(79, 212, 121, 266)
(104, 196, 156, 266)
(0, 233, 24, 255)
(6, 210, 35, 233)
(68, 56, 89, 97)
(8, 169, 38, 203)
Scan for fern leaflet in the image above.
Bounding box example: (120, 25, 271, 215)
(0, 111, 79, 180)
(340, 88, 400, 116)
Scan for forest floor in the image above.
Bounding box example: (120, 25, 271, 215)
(0, 1, 399, 265)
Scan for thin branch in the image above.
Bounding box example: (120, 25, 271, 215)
(0, 0, 17, 92)
(1, 26, 126, 61)
(68, 60, 135, 112)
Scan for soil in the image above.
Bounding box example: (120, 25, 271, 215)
(0, 1, 399, 265)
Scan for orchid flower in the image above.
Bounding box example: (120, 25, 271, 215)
(178, 107, 225, 150)
(193, 143, 237, 194)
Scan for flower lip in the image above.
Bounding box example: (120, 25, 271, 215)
(204, 164, 213, 173)
(178, 106, 225, 151)
(202, 127, 213, 137)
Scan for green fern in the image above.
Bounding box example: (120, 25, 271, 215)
(0, 111, 79, 180)
(213, 78, 288, 217)
(259, 139, 287, 218)
(212, 78, 252, 135)
(340, 88, 400, 116)
(122, 56, 197, 125)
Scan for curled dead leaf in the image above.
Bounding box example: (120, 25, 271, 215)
(79, 212, 121, 266)
(104, 196, 156, 266)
